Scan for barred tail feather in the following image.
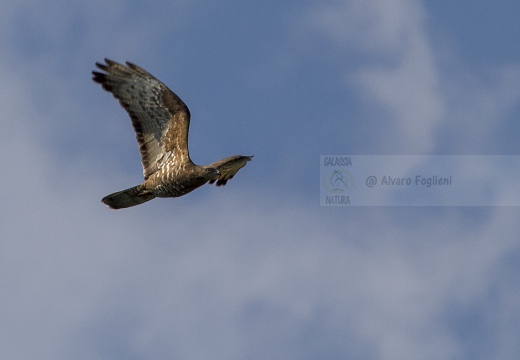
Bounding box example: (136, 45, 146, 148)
(101, 185, 155, 209)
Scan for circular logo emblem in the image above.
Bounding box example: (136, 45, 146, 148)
(323, 169, 353, 193)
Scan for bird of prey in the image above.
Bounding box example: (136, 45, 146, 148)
(93, 59, 252, 209)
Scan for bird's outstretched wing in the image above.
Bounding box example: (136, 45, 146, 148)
(93, 59, 191, 180)
(208, 155, 253, 186)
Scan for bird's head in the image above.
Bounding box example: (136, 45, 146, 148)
(196, 166, 221, 182)
(205, 167, 221, 177)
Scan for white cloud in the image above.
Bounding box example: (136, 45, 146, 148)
(306, 0, 443, 153)
(439, 64, 520, 152)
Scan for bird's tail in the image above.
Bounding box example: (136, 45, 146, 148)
(101, 185, 155, 209)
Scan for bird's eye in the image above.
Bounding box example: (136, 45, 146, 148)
(206, 168, 210, 173)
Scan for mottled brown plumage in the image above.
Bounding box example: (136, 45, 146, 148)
(93, 59, 252, 209)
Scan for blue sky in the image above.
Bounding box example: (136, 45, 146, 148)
(2, 0, 520, 359)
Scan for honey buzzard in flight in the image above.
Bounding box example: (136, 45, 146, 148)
(93, 59, 252, 209)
